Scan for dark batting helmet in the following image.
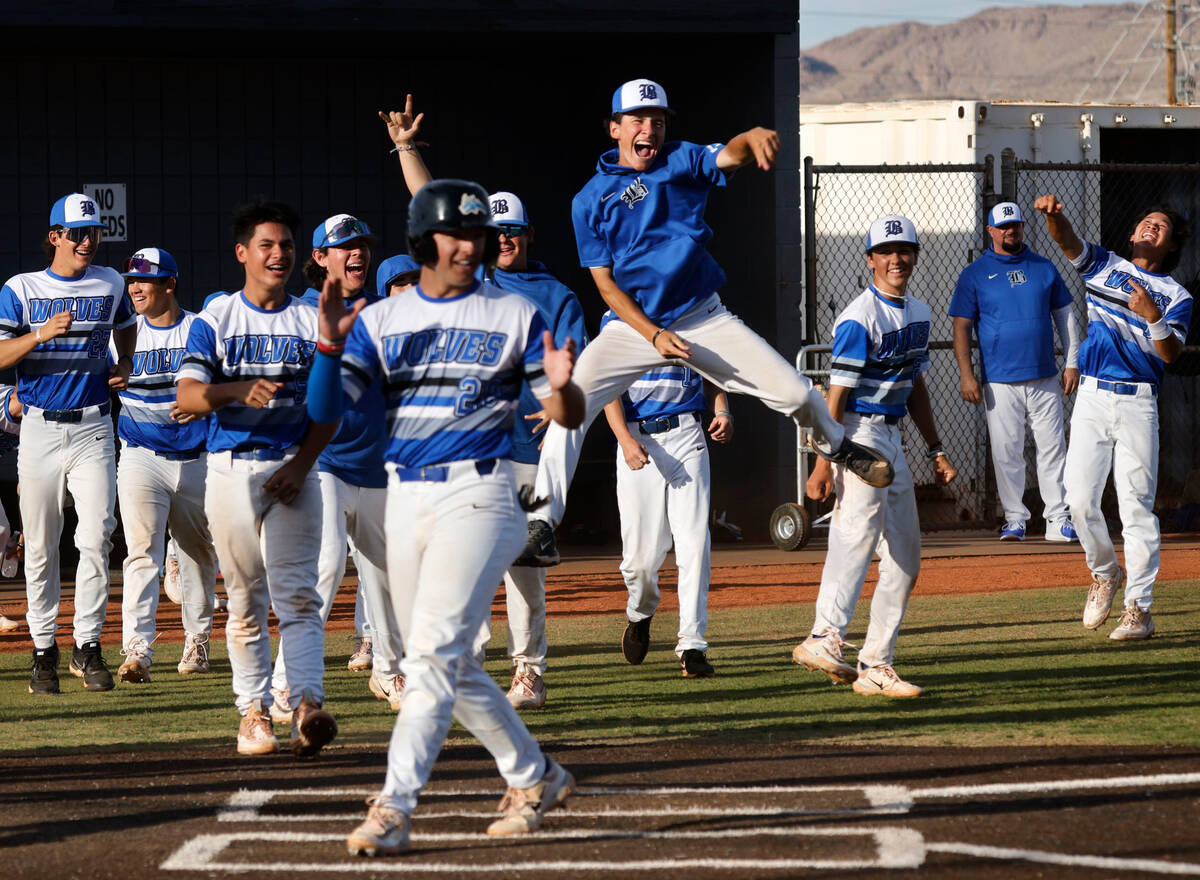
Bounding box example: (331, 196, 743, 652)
(407, 178, 500, 266)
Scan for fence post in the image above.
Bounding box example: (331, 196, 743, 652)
(803, 156, 818, 346)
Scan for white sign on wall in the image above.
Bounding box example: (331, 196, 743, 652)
(81, 183, 127, 242)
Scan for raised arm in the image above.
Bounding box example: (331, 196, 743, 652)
(716, 127, 780, 172)
(379, 94, 434, 196)
(1033, 194, 1085, 261)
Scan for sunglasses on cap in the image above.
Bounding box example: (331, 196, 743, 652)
(496, 224, 528, 239)
(321, 217, 371, 246)
(123, 256, 169, 277)
(58, 226, 104, 245)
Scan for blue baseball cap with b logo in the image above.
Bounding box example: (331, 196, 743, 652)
(987, 202, 1024, 227)
(866, 215, 920, 252)
(612, 78, 673, 115)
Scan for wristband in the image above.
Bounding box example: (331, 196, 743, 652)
(390, 144, 416, 154)
(1147, 318, 1173, 341)
(319, 334, 345, 348)
(34, 327, 42, 345)
(926, 443, 945, 461)
(651, 327, 667, 345)
(316, 339, 345, 356)
(716, 409, 733, 419)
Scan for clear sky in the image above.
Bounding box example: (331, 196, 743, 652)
(800, 0, 1140, 49)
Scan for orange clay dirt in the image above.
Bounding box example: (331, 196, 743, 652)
(2, 533, 1198, 652)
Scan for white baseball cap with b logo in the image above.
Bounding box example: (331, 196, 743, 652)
(611, 79, 673, 114)
(866, 215, 919, 251)
(489, 192, 530, 228)
(987, 202, 1025, 226)
(50, 193, 103, 229)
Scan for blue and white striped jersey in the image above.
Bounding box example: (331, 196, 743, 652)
(114, 312, 207, 456)
(337, 280, 551, 468)
(1072, 242, 1193, 386)
(621, 367, 704, 422)
(178, 292, 318, 453)
(829, 286, 931, 418)
(0, 266, 136, 410)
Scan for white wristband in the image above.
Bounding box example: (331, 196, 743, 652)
(34, 327, 42, 345)
(1148, 319, 1172, 341)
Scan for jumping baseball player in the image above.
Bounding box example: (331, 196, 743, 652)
(603, 355, 730, 678)
(793, 216, 955, 698)
(176, 200, 338, 757)
(308, 179, 581, 857)
(1034, 195, 1192, 640)
(0, 193, 137, 695)
(520, 78, 891, 567)
(950, 202, 1081, 542)
(113, 247, 219, 683)
(267, 213, 405, 716)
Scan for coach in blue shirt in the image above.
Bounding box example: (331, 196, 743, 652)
(950, 202, 1080, 542)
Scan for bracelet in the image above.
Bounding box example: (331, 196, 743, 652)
(34, 327, 42, 345)
(319, 334, 345, 348)
(316, 339, 345, 356)
(1147, 318, 1173, 341)
(716, 409, 733, 419)
(389, 144, 416, 154)
(651, 327, 667, 345)
(926, 443, 945, 461)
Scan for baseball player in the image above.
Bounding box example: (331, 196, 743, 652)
(793, 216, 955, 698)
(267, 213, 405, 716)
(950, 202, 1081, 541)
(176, 200, 338, 757)
(113, 247, 219, 682)
(520, 78, 891, 567)
(377, 255, 421, 298)
(0, 193, 137, 695)
(308, 179, 580, 857)
(603, 356, 730, 678)
(1034, 195, 1192, 640)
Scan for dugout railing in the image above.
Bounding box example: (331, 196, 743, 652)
(801, 155, 1200, 535)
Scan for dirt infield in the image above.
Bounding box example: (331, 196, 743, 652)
(3, 534, 1199, 651)
(3, 741, 1199, 878)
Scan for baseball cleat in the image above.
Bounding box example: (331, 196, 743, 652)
(1045, 519, 1079, 542)
(507, 663, 547, 709)
(0, 613, 20, 632)
(237, 700, 279, 756)
(514, 520, 560, 567)
(290, 691, 337, 758)
(162, 556, 183, 604)
(269, 687, 293, 725)
(117, 641, 152, 684)
(999, 521, 1026, 541)
(369, 669, 405, 711)
(1083, 568, 1124, 630)
(1108, 605, 1155, 640)
(28, 644, 60, 695)
(177, 632, 211, 674)
(69, 642, 115, 692)
(680, 649, 715, 678)
(852, 663, 923, 698)
(347, 637, 373, 671)
(621, 616, 652, 665)
(828, 438, 893, 488)
(793, 633, 856, 684)
(347, 796, 411, 857)
(486, 758, 575, 836)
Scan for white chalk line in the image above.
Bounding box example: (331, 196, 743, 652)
(928, 842, 1200, 876)
(220, 805, 904, 822)
(912, 771, 1200, 799)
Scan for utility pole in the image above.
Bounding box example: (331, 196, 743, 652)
(1168, 0, 1177, 104)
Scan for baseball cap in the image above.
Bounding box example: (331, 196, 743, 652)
(866, 215, 920, 252)
(987, 202, 1025, 227)
(489, 192, 530, 228)
(121, 247, 179, 279)
(50, 193, 104, 229)
(611, 78, 673, 115)
(376, 254, 421, 293)
(312, 213, 379, 249)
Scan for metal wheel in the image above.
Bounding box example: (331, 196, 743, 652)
(769, 502, 811, 551)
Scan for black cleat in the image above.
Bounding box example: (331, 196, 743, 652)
(69, 641, 115, 692)
(621, 616, 652, 665)
(681, 649, 715, 678)
(513, 520, 560, 567)
(29, 644, 60, 695)
(828, 438, 894, 488)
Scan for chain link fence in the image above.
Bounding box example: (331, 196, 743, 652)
(802, 156, 1200, 533)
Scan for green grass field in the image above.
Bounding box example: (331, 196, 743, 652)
(2, 581, 1198, 755)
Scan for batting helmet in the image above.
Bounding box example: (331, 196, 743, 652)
(407, 179, 500, 266)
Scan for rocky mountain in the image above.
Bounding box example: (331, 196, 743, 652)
(799, 3, 1185, 105)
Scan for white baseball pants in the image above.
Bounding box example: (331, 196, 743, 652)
(1064, 380, 1160, 610)
(20, 406, 117, 650)
(118, 445, 217, 656)
(205, 450, 325, 714)
(811, 413, 920, 668)
(380, 458, 547, 815)
(533, 293, 843, 526)
(617, 414, 711, 654)
(499, 461, 548, 673)
(271, 472, 401, 688)
(983, 377, 1069, 526)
